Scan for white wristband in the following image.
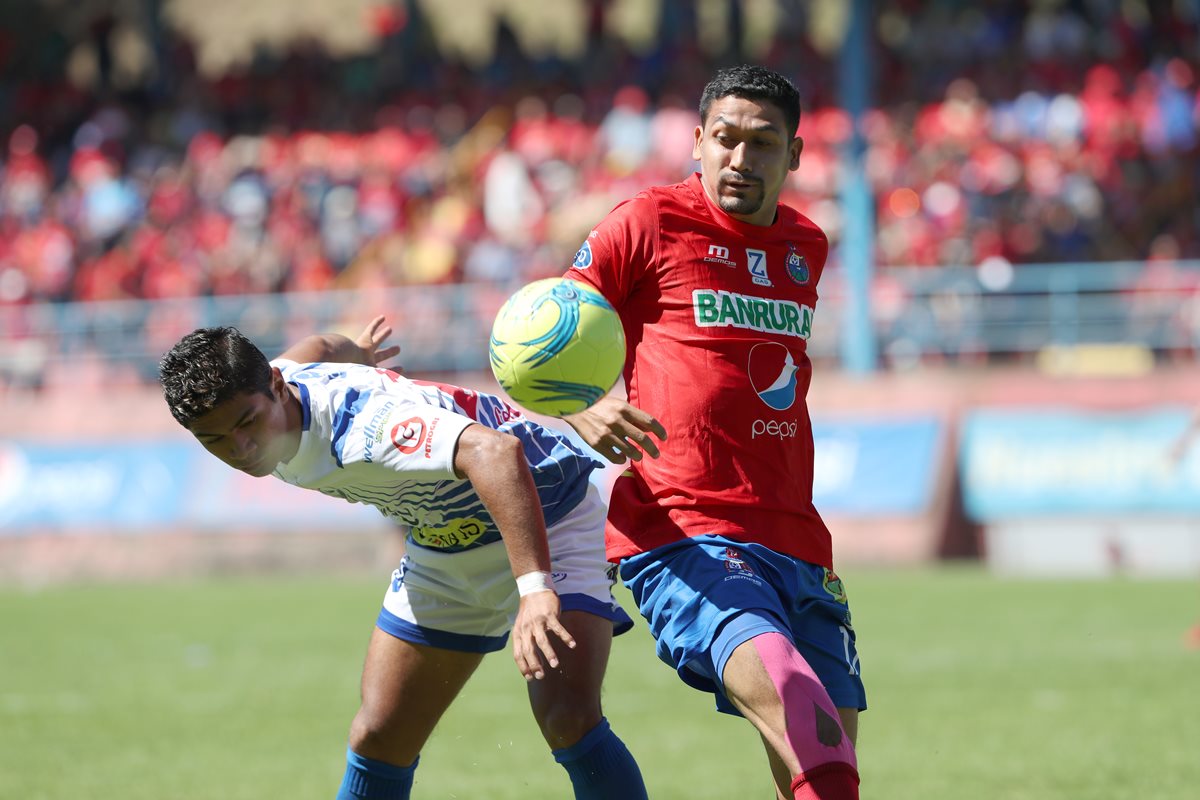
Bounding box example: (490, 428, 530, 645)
(516, 570, 555, 597)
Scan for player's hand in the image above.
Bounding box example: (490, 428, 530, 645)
(354, 315, 403, 369)
(512, 590, 575, 681)
(564, 396, 667, 464)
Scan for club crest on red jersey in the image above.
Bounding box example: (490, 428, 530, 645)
(786, 244, 810, 285)
(747, 341, 799, 411)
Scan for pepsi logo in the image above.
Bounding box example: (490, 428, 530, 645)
(747, 342, 799, 411)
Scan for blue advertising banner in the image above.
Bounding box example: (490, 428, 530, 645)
(0, 440, 386, 534)
(558, 415, 945, 520)
(960, 407, 1200, 519)
(811, 416, 944, 516)
(1, 414, 946, 535)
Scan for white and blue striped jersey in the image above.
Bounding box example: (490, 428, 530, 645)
(270, 359, 599, 553)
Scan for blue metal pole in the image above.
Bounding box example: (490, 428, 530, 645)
(838, 0, 877, 373)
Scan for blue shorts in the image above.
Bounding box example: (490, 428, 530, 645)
(619, 534, 867, 715)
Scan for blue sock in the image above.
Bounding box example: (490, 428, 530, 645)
(335, 747, 417, 800)
(552, 718, 648, 800)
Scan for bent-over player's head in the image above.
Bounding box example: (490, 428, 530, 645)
(694, 65, 804, 226)
(160, 327, 296, 477)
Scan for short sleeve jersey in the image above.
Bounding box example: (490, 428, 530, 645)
(565, 173, 833, 568)
(270, 360, 597, 553)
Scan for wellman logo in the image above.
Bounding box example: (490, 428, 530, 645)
(693, 289, 813, 339)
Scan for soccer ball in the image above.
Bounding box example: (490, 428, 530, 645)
(489, 278, 626, 417)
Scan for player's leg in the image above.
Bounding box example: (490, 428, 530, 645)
(336, 626, 483, 800)
(721, 634, 858, 799)
(528, 610, 609, 748)
(532, 484, 647, 799)
(527, 609, 648, 800)
(758, 715, 856, 800)
(618, 537, 865, 800)
(717, 561, 864, 799)
(339, 543, 511, 799)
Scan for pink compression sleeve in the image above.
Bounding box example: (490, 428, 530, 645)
(751, 632, 858, 773)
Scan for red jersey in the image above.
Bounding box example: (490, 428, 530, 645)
(565, 173, 833, 568)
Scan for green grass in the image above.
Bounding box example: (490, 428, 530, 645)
(2, 567, 1197, 799)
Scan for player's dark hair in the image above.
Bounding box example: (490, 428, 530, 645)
(159, 327, 273, 427)
(699, 65, 802, 138)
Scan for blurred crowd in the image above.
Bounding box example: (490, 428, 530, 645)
(0, 0, 1198, 310)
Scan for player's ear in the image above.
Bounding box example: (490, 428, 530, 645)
(270, 366, 288, 399)
(789, 136, 803, 170)
(691, 124, 703, 161)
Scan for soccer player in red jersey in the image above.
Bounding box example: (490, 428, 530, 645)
(564, 66, 866, 799)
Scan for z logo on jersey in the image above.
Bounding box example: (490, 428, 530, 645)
(746, 248, 771, 286)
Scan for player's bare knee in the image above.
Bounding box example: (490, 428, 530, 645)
(530, 694, 603, 749)
(346, 704, 402, 754)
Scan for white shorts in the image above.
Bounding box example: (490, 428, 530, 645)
(376, 484, 633, 652)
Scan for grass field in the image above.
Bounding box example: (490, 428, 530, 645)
(2, 566, 1197, 799)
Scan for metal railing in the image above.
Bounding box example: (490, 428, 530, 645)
(1, 261, 1197, 387)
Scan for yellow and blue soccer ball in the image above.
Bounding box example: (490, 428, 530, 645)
(489, 278, 626, 417)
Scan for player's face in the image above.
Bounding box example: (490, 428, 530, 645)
(693, 95, 802, 227)
(187, 371, 297, 478)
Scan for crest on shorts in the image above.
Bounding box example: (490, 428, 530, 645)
(723, 547, 756, 577)
(822, 568, 847, 604)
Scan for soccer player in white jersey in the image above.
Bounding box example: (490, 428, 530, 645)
(158, 317, 647, 800)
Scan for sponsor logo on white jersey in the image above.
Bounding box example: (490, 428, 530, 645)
(391, 416, 439, 458)
(362, 400, 397, 463)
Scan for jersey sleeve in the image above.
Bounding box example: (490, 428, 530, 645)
(564, 192, 658, 310)
(810, 227, 830, 290)
(271, 358, 302, 376)
(335, 391, 475, 482)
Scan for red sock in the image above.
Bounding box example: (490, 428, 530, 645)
(791, 762, 860, 800)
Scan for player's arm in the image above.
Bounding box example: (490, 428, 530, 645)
(561, 196, 666, 463)
(564, 395, 667, 464)
(452, 424, 575, 680)
(277, 316, 402, 368)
